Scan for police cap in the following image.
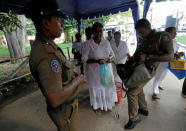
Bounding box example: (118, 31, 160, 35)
(24, 0, 66, 19)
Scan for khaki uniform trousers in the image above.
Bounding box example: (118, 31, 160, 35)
(127, 85, 147, 121)
(126, 71, 156, 121)
(47, 99, 79, 131)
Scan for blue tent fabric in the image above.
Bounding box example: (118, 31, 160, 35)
(143, 0, 152, 18)
(0, 0, 140, 33)
(0, 0, 139, 21)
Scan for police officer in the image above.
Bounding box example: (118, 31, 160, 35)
(124, 18, 174, 129)
(24, 0, 85, 131)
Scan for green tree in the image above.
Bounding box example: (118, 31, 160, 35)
(0, 13, 26, 63)
(62, 16, 110, 43)
(26, 19, 35, 36)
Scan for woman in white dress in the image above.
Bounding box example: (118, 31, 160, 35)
(82, 22, 117, 115)
(110, 31, 130, 82)
(152, 27, 179, 99)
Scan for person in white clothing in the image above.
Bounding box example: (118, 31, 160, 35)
(152, 27, 179, 99)
(110, 31, 130, 82)
(82, 22, 117, 115)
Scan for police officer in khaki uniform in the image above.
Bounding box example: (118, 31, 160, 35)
(24, 0, 85, 131)
(124, 19, 174, 129)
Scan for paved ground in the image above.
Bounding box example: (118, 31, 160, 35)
(0, 71, 185, 131)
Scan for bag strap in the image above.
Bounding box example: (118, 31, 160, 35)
(122, 81, 127, 98)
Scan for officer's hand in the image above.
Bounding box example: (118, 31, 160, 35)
(140, 54, 146, 62)
(74, 75, 86, 86)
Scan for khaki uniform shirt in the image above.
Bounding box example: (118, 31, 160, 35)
(29, 34, 77, 107)
(134, 30, 174, 73)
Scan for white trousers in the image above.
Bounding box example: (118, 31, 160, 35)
(153, 62, 169, 94)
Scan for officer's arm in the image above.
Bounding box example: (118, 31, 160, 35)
(148, 34, 174, 62)
(38, 58, 85, 108)
(47, 75, 84, 108)
(148, 53, 173, 62)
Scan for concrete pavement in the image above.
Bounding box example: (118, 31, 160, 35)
(0, 71, 185, 131)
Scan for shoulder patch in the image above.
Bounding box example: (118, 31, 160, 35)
(51, 60, 60, 73)
(162, 34, 170, 43)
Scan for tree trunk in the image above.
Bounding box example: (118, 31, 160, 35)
(3, 15, 26, 63)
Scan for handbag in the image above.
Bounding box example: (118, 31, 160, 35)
(125, 63, 152, 88)
(116, 62, 152, 89)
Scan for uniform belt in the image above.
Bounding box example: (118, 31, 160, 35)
(64, 96, 78, 106)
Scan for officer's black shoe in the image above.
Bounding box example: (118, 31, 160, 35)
(138, 109, 149, 116)
(124, 117, 141, 130)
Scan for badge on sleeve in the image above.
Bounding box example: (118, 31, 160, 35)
(162, 34, 170, 43)
(51, 60, 60, 73)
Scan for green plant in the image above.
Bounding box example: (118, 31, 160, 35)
(176, 35, 186, 45)
(0, 12, 22, 32)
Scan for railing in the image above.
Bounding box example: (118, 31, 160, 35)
(0, 46, 72, 89)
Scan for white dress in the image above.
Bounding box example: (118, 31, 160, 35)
(153, 39, 179, 94)
(82, 38, 117, 111)
(110, 41, 129, 82)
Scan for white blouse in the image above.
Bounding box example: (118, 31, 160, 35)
(110, 40, 129, 64)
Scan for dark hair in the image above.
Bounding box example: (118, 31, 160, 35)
(108, 31, 112, 34)
(85, 27, 92, 40)
(165, 27, 176, 33)
(114, 31, 121, 36)
(75, 33, 81, 40)
(135, 18, 151, 30)
(92, 22, 103, 33)
(85, 27, 92, 35)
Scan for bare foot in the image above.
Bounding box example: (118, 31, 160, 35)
(94, 109, 102, 115)
(108, 109, 112, 112)
(158, 86, 164, 90)
(152, 94, 160, 100)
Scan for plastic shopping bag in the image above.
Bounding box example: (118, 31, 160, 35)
(99, 62, 113, 87)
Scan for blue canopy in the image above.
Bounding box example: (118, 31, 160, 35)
(0, 0, 139, 20)
(0, 0, 140, 32)
(143, 0, 152, 18)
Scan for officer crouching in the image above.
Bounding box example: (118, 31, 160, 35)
(24, 0, 85, 131)
(124, 19, 174, 130)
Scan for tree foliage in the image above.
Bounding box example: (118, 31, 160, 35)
(26, 19, 36, 36)
(0, 12, 22, 32)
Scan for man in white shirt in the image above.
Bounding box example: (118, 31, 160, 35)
(152, 27, 179, 99)
(110, 31, 130, 82)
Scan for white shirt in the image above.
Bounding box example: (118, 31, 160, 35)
(110, 40, 129, 64)
(82, 38, 114, 63)
(173, 39, 180, 53)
